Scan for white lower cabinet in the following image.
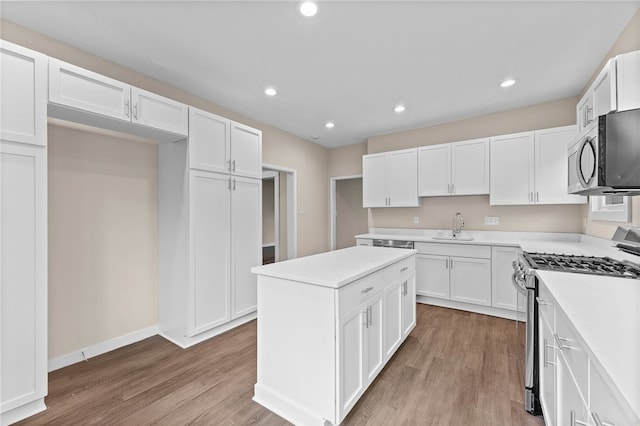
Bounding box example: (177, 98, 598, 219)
(0, 142, 48, 423)
(538, 280, 640, 426)
(491, 246, 524, 311)
(415, 243, 491, 307)
(254, 253, 416, 426)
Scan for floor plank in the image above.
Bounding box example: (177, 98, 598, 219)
(18, 304, 544, 425)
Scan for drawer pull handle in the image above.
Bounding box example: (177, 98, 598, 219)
(400, 267, 408, 272)
(555, 334, 577, 351)
(571, 410, 589, 426)
(592, 412, 615, 426)
(536, 297, 551, 306)
(361, 286, 374, 294)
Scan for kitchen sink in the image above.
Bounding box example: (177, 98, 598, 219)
(432, 234, 474, 241)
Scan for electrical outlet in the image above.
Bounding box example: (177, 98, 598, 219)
(484, 216, 500, 225)
(413, 216, 420, 224)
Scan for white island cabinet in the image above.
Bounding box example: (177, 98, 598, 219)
(252, 246, 416, 426)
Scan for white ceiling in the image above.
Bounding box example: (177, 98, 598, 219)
(1, 1, 639, 148)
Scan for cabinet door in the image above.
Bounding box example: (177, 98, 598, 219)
(0, 41, 47, 147)
(188, 107, 230, 173)
(616, 50, 640, 112)
(131, 87, 188, 135)
(1, 142, 47, 413)
(231, 176, 262, 318)
(188, 171, 231, 336)
(383, 281, 402, 360)
(449, 257, 491, 306)
(490, 132, 534, 205)
(362, 153, 387, 207)
(534, 126, 585, 205)
(387, 149, 419, 207)
(491, 246, 523, 311)
(451, 138, 490, 195)
(415, 254, 449, 299)
(592, 58, 617, 118)
(339, 305, 365, 420)
(401, 278, 416, 338)
(590, 361, 640, 426)
(556, 354, 589, 426)
(365, 292, 384, 384)
(418, 144, 450, 196)
(539, 313, 556, 426)
(49, 58, 131, 122)
(231, 122, 262, 179)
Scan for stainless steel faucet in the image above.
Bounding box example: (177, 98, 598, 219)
(452, 212, 465, 237)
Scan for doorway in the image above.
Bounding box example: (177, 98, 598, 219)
(262, 163, 297, 261)
(330, 175, 368, 250)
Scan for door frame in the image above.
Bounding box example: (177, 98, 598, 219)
(262, 170, 280, 262)
(330, 174, 363, 251)
(262, 163, 297, 260)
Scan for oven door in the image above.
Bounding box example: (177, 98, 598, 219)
(568, 127, 598, 195)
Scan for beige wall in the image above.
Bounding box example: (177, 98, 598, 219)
(336, 178, 369, 249)
(583, 8, 640, 239)
(262, 179, 275, 245)
(328, 142, 367, 177)
(1, 18, 329, 257)
(48, 124, 158, 358)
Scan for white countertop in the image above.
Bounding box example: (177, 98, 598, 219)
(537, 270, 640, 417)
(251, 246, 414, 288)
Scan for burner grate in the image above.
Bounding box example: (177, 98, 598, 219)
(523, 252, 640, 279)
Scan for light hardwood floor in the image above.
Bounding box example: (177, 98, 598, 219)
(19, 304, 544, 425)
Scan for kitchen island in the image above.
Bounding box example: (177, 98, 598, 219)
(251, 246, 416, 426)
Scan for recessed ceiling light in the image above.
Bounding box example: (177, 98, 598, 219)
(500, 78, 517, 88)
(394, 105, 406, 113)
(265, 87, 277, 96)
(299, 1, 318, 17)
(325, 121, 335, 129)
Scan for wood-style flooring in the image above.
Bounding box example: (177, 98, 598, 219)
(19, 304, 544, 425)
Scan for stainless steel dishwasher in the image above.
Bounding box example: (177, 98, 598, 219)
(372, 239, 414, 249)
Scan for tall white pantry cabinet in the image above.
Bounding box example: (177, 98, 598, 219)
(159, 107, 262, 348)
(0, 41, 48, 425)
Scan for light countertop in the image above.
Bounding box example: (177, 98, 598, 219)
(251, 246, 414, 289)
(537, 270, 640, 417)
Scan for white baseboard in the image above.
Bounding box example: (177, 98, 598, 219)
(416, 296, 527, 322)
(48, 325, 159, 372)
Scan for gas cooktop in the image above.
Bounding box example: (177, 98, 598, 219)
(522, 252, 640, 279)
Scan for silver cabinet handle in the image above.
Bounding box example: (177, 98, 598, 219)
(450, 259, 453, 269)
(361, 286, 374, 294)
(232, 159, 236, 172)
(571, 410, 589, 426)
(387, 196, 391, 206)
(366, 306, 372, 327)
(592, 412, 615, 426)
(400, 267, 408, 273)
(543, 338, 556, 366)
(451, 183, 455, 194)
(535, 191, 539, 203)
(228, 177, 232, 190)
(125, 99, 130, 117)
(233, 178, 236, 191)
(133, 103, 138, 120)
(228, 159, 232, 171)
(555, 334, 577, 351)
(585, 106, 593, 124)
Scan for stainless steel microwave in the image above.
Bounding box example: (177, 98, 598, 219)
(568, 108, 640, 195)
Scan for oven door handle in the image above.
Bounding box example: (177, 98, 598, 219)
(511, 272, 528, 295)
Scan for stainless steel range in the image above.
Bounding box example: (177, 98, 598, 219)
(512, 229, 640, 417)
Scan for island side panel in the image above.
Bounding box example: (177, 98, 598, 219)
(254, 275, 337, 425)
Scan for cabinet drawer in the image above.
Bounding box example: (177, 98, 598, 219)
(555, 308, 588, 401)
(383, 257, 415, 286)
(590, 360, 640, 426)
(415, 242, 490, 259)
(339, 271, 384, 316)
(537, 281, 555, 330)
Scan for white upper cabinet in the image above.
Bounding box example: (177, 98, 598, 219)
(49, 58, 187, 136)
(363, 148, 419, 208)
(130, 87, 188, 135)
(49, 58, 131, 122)
(188, 107, 231, 173)
(577, 50, 640, 135)
(230, 122, 262, 179)
(418, 138, 489, 197)
(188, 108, 261, 179)
(490, 126, 585, 205)
(0, 41, 47, 147)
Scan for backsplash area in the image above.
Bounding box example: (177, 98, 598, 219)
(369, 195, 587, 233)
